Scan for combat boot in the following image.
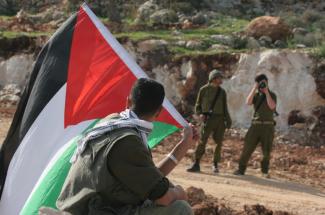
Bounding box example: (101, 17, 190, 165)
(233, 169, 244, 176)
(212, 163, 219, 174)
(187, 160, 200, 172)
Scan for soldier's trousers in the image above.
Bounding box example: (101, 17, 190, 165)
(195, 115, 225, 164)
(238, 124, 275, 174)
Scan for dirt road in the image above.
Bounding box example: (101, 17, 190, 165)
(166, 159, 325, 215)
(1, 113, 324, 215)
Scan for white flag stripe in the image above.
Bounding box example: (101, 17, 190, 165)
(0, 85, 91, 215)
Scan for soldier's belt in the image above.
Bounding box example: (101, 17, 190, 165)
(252, 120, 275, 125)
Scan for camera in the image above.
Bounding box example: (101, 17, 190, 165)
(259, 82, 266, 89)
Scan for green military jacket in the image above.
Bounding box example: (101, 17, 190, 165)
(195, 84, 232, 127)
(57, 116, 164, 214)
(252, 90, 277, 122)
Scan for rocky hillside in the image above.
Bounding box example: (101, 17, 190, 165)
(0, 0, 324, 146)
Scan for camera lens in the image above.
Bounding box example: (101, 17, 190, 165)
(259, 82, 266, 89)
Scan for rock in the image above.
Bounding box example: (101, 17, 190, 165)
(259, 35, 273, 47)
(274, 40, 287, 48)
(0, 84, 21, 107)
(313, 60, 325, 99)
(192, 202, 218, 214)
(172, 30, 182, 36)
(149, 9, 178, 25)
(246, 16, 292, 42)
(293, 27, 309, 36)
(136, 0, 159, 23)
(0, 54, 34, 88)
(296, 44, 306, 48)
(182, 19, 193, 29)
(15, 6, 66, 26)
(203, 0, 241, 12)
(246, 37, 260, 49)
(186, 40, 204, 49)
(209, 44, 230, 51)
(174, 40, 187, 47)
(288, 110, 306, 125)
(308, 106, 325, 147)
(210, 35, 234, 47)
(244, 204, 273, 215)
(186, 187, 207, 205)
(224, 50, 322, 130)
(137, 39, 168, 53)
(191, 12, 207, 25)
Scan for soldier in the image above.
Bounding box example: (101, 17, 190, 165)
(187, 70, 232, 173)
(234, 74, 277, 178)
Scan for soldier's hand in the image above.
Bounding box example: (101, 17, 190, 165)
(182, 124, 197, 148)
(254, 82, 259, 90)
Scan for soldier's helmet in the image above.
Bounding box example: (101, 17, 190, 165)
(209, 69, 223, 82)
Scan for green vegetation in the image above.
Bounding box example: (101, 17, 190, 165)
(312, 43, 325, 59)
(0, 15, 13, 21)
(1, 31, 51, 38)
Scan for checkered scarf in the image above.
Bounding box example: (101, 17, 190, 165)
(70, 109, 153, 163)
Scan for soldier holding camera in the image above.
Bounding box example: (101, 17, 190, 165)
(234, 74, 277, 177)
(187, 70, 232, 173)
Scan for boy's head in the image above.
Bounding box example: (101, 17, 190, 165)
(129, 78, 165, 119)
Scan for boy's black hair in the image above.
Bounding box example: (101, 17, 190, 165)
(255, 74, 268, 83)
(131, 78, 165, 116)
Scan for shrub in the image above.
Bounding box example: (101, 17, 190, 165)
(293, 33, 318, 47)
(281, 12, 306, 28)
(313, 43, 325, 59)
(302, 9, 322, 23)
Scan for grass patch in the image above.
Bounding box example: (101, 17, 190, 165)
(312, 43, 325, 59)
(115, 30, 172, 42)
(1, 31, 50, 38)
(209, 15, 249, 34)
(0, 15, 14, 21)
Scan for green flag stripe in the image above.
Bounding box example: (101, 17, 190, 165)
(21, 119, 100, 214)
(21, 121, 179, 214)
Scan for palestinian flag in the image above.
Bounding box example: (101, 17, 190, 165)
(0, 4, 187, 214)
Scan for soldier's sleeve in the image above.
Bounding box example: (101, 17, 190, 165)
(252, 93, 258, 105)
(223, 90, 232, 128)
(271, 92, 277, 104)
(107, 135, 169, 201)
(195, 88, 203, 114)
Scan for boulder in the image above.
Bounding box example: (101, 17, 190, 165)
(308, 106, 325, 147)
(246, 16, 292, 42)
(0, 84, 21, 107)
(149, 9, 178, 25)
(0, 54, 34, 88)
(313, 60, 325, 99)
(246, 37, 260, 49)
(191, 12, 207, 25)
(186, 40, 204, 49)
(210, 35, 234, 47)
(136, 0, 159, 23)
(274, 40, 287, 48)
(258, 35, 273, 47)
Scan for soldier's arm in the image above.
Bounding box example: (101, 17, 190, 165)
(246, 83, 258, 105)
(223, 91, 232, 128)
(265, 90, 276, 110)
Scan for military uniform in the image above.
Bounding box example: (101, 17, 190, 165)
(237, 91, 277, 174)
(193, 83, 232, 167)
(57, 114, 193, 215)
